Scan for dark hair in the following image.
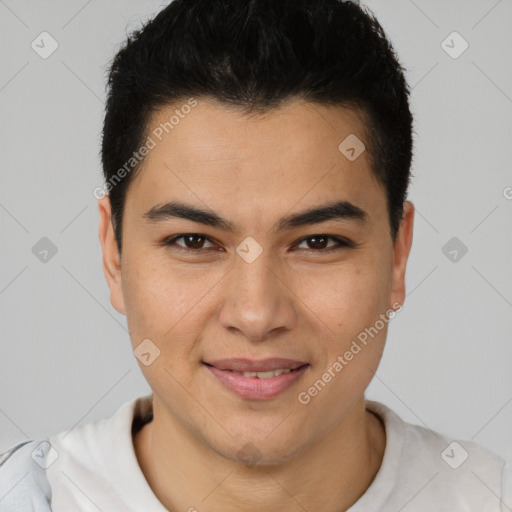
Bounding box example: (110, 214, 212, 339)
(101, 0, 414, 253)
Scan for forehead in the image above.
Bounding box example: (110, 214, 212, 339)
(144, 98, 371, 165)
(125, 98, 386, 228)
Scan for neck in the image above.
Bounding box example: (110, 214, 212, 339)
(133, 396, 386, 512)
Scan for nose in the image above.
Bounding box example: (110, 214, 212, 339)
(218, 248, 297, 342)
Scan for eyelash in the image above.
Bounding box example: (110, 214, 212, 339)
(162, 233, 353, 253)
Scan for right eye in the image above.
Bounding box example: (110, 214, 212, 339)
(163, 233, 218, 251)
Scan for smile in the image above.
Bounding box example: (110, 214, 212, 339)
(202, 358, 310, 400)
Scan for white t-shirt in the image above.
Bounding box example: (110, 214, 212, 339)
(1, 394, 511, 511)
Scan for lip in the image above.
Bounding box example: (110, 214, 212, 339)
(203, 359, 309, 400)
(204, 358, 307, 372)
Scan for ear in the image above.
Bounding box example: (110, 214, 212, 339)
(98, 196, 126, 315)
(390, 200, 414, 310)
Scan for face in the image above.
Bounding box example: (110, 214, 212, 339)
(99, 98, 413, 465)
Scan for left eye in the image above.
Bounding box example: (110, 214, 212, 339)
(163, 234, 351, 252)
(294, 235, 351, 252)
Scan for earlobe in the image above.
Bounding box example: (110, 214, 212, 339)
(390, 201, 414, 309)
(98, 196, 126, 315)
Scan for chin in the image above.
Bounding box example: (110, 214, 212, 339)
(209, 434, 306, 468)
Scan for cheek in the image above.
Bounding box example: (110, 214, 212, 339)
(324, 259, 392, 383)
(296, 264, 391, 421)
(120, 251, 222, 384)
(120, 259, 183, 360)
(121, 251, 198, 336)
(293, 259, 391, 338)
(120, 258, 202, 394)
(295, 257, 392, 394)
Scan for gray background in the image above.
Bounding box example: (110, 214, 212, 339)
(1, 0, 511, 464)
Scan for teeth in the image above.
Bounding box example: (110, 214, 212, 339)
(231, 369, 293, 378)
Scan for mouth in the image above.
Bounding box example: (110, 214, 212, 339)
(202, 358, 310, 400)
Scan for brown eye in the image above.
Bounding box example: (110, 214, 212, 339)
(165, 234, 216, 250)
(295, 235, 351, 252)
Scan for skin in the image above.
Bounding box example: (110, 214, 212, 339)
(98, 97, 414, 512)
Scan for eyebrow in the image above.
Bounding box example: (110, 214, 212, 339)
(142, 200, 369, 232)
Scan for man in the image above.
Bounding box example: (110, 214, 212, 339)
(1, 0, 511, 510)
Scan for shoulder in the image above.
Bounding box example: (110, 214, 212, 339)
(366, 400, 512, 511)
(0, 396, 148, 512)
(502, 460, 512, 510)
(0, 439, 53, 512)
